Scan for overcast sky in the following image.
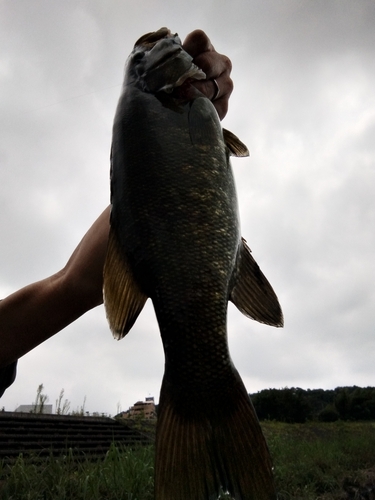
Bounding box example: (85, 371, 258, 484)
(1, 0, 374, 415)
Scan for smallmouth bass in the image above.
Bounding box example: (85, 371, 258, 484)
(104, 28, 283, 500)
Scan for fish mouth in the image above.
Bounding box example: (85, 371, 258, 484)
(132, 27, 185, 74)
(133, 27, 173, 48)
(146, 45, 183, 72)
(131, 30, 205, 93)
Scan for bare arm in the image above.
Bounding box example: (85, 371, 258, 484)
(0, 207, 109, 367)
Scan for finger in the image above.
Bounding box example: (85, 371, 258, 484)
(212, 91, 231, 121)
(192, 50, 232, 80)
(192, 76, 233, 120)
(182, 30, 233, 120)
(182, 29, 214, 58)
(191, 52, 233, 120)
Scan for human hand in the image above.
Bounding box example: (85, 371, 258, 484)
(183, 30, 233, 121)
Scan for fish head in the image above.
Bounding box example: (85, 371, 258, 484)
(125, 27, 206, 94)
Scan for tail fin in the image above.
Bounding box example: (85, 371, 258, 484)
(154, 369, 277, 500)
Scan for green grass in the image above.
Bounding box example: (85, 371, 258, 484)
(263, 421, 375, 499)
(0, 444, 154, 500)
(1, 422, 374, 499)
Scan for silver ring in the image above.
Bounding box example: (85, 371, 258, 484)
(211, 79, 220, 101)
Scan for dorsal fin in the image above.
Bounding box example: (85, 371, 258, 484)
(230, 238, 283, 327)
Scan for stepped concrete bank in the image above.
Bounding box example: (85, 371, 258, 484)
(0, 411, 153, 463)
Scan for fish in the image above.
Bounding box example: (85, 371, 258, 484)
(103, 28, 283, 500)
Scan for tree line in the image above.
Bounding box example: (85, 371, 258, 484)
(250, 386, 375, 423)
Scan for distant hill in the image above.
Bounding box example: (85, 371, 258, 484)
(250, 386, 375, 423)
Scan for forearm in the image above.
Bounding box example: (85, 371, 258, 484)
(0, 276, 89, 366)
(0, 207, 110, 367)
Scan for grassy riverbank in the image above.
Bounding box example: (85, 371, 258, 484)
(264, 421, 375, 499)
(1, 421, 374, 499)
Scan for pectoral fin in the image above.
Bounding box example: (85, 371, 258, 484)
(103, 228, 148, 340)
(223, 128, 249, 157)
(230, 238, 283, 327)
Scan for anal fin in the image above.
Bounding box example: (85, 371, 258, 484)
(103, 228, 148, 339)
(230, 238, 283, 327)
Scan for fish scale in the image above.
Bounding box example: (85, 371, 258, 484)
(103, 28, 283, 500)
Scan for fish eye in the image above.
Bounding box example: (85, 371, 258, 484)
(132, 51, 145, 63)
